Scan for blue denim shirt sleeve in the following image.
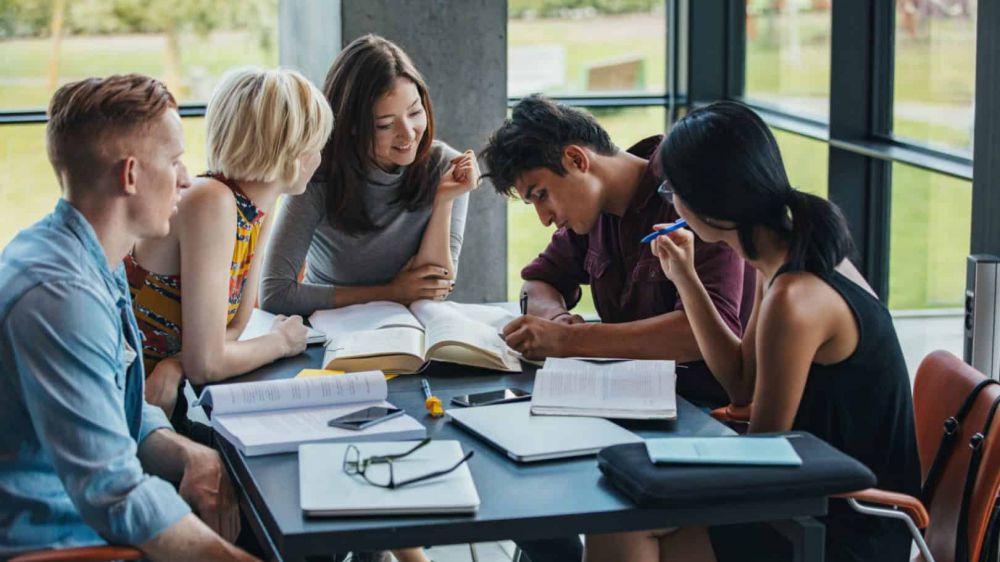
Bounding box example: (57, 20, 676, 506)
(7, 281, 190, 546)
(139, 400, 173, 444)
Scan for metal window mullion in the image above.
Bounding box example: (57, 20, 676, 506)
(828, 0, 894, 301)
(971, 0, 1000, 255)
(725, 0, 745, 99)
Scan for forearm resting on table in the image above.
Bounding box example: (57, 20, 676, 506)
(563, 311, 703, 361)
(183, 333, 288, 385)
(521, 280, 577, 320)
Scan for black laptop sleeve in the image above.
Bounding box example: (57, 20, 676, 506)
(597, 432, 876, 507)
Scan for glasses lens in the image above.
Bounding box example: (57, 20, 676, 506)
(657, 180, 673, 203)
(361, 459, 393, 488)
(343, 445, 360, 474)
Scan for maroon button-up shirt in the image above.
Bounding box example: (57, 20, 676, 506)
(521, 135, 754, 405)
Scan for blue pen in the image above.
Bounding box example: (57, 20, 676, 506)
(640, 219, 688, 244)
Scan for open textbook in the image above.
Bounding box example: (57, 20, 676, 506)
(309, 300, 523, 374)
(194, 371, 425, 456)
(531, 358, 677, 420)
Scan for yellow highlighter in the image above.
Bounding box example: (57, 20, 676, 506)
(421, 378, 444, 418)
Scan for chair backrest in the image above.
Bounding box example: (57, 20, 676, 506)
(914, 351, 1000, 562)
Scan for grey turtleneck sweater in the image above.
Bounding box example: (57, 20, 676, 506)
(260, 141, 467, 316)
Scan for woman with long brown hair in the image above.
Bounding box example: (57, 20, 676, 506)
(261, 34, 479, 316)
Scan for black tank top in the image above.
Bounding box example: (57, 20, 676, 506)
(792, 270, 921, 562)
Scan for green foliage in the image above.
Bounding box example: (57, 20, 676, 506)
(0, 0, 274, 38)
(0, 0, 50, 38)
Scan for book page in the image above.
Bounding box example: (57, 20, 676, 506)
(214, 399, 426, 456)
(325, 326, 425, 360)
(195, 370, 387, 415)
(240, 308, 325, 344)
(532, 358, 676, 412)
(410, 300, 514, 359)
(309, 301, 421, 340)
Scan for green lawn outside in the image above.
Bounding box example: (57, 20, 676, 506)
(0, 9, 977, 310)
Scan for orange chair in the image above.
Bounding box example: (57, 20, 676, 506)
(9, 545, 143, 562)
(710, 402, 751, 433)
(709, 350, 1000, 562)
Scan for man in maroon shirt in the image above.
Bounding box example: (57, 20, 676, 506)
(484, 94, 753, 406)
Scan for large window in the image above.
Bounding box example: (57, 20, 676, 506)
(508, 1, 666, 96)
(893, 2, 977, 154)
(0, 1, 278, 109)
(0, 1, 277, 247)
(0, 119, 210, 248)
(0, 124, 53, 247)
(744, 0, 832, 121)
(889, 164, 971, 309)
(773, 129, 828, 198)
(735, 1, 980, 313)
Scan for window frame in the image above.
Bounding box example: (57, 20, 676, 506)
(690, 0, 989, 306)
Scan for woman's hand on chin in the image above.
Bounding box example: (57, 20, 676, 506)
(435, 150, 481, 204)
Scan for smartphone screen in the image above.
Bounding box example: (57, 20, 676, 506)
(328, 406, 403, 430)
(451, 388, 531, 407)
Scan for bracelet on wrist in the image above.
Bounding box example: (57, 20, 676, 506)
(548, 311, 573, 321)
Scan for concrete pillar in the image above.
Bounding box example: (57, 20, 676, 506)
(342, 1, 508, 303)
(278, 0, 342, 88)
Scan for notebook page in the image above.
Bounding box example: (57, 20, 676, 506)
(532, 358, 676, 412)
(195, 370, 387, 415)
(309, 301, 420, 340)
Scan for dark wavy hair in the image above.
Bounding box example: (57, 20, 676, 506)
(661, 101, 854, 277)
(482, 94, 618, 197)
(319, 34, 436, 234)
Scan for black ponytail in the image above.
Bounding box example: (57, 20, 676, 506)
(661, 101, 854, 278)
(781, 190, 854, 277)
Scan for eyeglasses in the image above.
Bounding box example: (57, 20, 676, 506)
(657, 180, 674, 204)
(342, 438, 475, 489)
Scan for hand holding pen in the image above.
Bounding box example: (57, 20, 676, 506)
(640, 219, 688, 244)
(647, 221, 697, 283)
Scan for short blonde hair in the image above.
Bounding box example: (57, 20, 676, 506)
(205, 67, 333, 185)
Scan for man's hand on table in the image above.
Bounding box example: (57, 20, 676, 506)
(179, 442, 241, 542)
(502, 315, 578, 360)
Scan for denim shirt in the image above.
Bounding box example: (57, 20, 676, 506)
(0, 199, 190, 556)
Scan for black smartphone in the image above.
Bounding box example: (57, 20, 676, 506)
(450, 388, 532, 407)
(327, 406, 404, 430)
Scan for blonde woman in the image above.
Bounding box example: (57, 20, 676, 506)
(125, 67, 332, 440)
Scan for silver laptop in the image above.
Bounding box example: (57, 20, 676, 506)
(447, 401, 642, 462)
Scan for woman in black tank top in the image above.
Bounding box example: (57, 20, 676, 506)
(586, 102, 919, 562)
